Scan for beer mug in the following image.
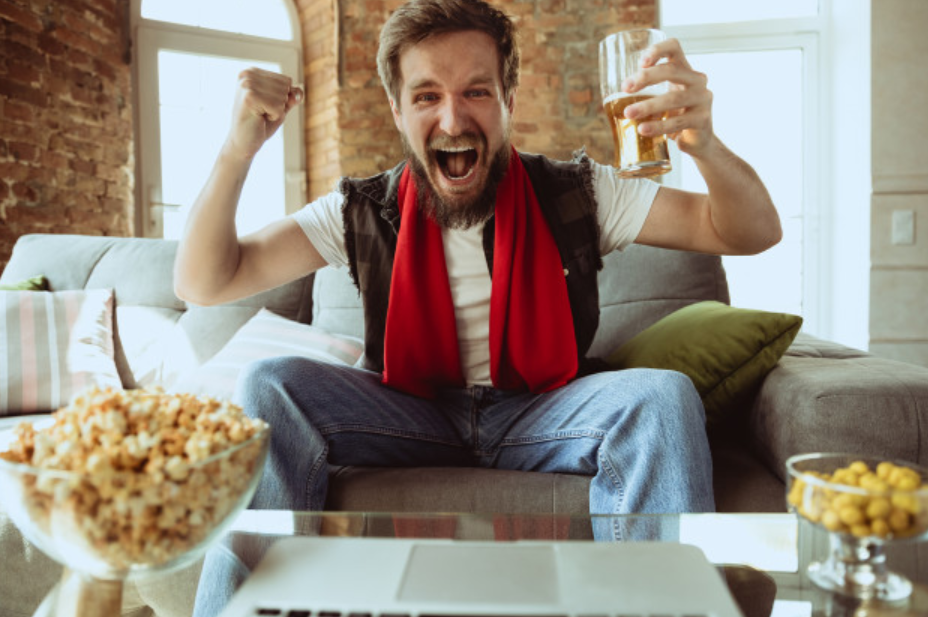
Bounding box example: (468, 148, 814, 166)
(599, 29, 672, 178)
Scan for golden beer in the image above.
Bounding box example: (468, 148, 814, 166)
(603, 94, 671, 178)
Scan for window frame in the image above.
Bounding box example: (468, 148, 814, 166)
(131, 1, 305, 239)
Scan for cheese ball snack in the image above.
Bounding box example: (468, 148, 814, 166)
(0, 386, 269, 577)
(787, 457, 928, 541)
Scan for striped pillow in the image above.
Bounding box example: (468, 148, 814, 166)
(0, 289, 121, 415)
(169, 308, 365, 401)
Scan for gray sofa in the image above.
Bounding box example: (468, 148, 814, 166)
(2, 232, 928, 617)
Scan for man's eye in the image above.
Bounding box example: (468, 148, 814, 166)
(415, 93, 438, 103)
(467, 90, 490, 98)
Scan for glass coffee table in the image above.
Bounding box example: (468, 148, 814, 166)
(25, 511, 928, 617)
(217, 511, 928, 617)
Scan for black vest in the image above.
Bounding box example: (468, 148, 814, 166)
(338, 151, 608, 380)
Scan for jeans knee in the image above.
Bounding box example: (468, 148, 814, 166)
(236, 358, 286, 407)
(234, 357, 323, 422)
(619, 368, 706, 427)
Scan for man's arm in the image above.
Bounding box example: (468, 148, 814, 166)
(624, 39, 782, 256)
(174, 68, 327, 306)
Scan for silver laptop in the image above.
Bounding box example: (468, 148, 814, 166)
(218, 536, 744, 617)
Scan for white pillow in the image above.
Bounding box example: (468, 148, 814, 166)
(0, 289, 121, 415)
(170, 309, 365, 401)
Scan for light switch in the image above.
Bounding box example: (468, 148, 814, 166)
(892, 210, 915, 245)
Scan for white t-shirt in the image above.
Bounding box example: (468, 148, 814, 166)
(290, 159, 659, 386)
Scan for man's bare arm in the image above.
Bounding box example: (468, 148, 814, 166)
(174, 68, 325, 306)
(636, 139, 781, 255)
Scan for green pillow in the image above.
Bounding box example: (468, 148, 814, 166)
(0, 275, 48, 291)
(605, 301, 802, 425)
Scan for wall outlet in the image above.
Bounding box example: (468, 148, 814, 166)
(892, 209, 915, 245)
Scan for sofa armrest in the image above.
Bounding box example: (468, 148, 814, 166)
(747, 333, 928, 482)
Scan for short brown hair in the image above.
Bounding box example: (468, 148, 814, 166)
(377, 0, 520, 106)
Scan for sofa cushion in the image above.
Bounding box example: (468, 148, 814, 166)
(605, 301, 802, 425)
(0, 289, 121, 415)
(171, 308, 364, 401)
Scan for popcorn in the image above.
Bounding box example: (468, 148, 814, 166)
(0, 387, 268, 573)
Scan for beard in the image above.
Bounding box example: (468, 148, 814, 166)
(401, 131, 511, 230)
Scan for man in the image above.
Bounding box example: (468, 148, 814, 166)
(181, 0, 780, 612)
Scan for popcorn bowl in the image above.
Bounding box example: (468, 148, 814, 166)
(786, 452, 928, 601)
(0, 387, 270, 617)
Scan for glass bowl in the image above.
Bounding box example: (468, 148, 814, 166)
(0, 419, 269, 616)
(786, 452, 928, 601)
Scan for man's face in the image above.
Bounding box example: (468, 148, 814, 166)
(391, 30, 515, 229)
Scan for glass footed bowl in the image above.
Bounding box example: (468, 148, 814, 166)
(0, 422, 269, 615)
(786, 452, 928, 602)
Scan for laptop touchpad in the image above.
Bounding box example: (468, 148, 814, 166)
(398, 544, 560, 605)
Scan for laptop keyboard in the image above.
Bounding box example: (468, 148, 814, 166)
(251, 610, 711, 617)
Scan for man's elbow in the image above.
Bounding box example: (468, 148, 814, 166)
(761, 221, 783, 252)
(173, 278, 220, 307)
(745, 219, 783, 255)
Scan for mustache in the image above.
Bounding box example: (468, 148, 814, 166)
(428, 132, 485, 152)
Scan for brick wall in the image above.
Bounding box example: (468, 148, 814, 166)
(0, 0, 133, 270)
(299, 0, 656, 199)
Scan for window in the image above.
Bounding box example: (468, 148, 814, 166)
(133, 0, 304, 240)
(660, 1, 871, 348)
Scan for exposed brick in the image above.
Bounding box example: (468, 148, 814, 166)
(41, 150, 70, 170)
(12, 181, 39, 203)
(0, 118, 39, 142)
(0, 77, 48, 107)
(0, 0, 134, 266)
(0, 3, 44, 33)
(3, 99, 33, 122)
(0, 39, 47, 70)
(8, 141, 39, 162)
(6, 61, 42, 86)
(0, 161, 31, 183)
(69, 157, 94, 175)
(51, 24, 99, 56)
(37, 32, 68, 57)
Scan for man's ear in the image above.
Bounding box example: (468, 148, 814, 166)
(507, 90, 516, 115)
(389, 97, 403, 131)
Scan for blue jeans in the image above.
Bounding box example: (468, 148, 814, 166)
(193, 358, 714, 617)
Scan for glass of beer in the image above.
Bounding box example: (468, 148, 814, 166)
(599, 29, 672, 178)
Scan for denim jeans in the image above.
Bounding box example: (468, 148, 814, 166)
(192, 358, 714, 617)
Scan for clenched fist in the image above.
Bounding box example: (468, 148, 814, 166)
(225, 67, 304, 161)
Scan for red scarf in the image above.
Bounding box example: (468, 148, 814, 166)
(382, 149, 578, 397)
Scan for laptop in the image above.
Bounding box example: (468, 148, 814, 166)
(218, 536, 745, 617)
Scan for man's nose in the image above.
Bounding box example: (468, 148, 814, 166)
(438, 97, 468, 136)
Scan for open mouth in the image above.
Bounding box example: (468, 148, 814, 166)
(435, 146, 478, 181)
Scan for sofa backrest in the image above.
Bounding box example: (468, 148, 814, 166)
(310, 243, 731, 359)
(2, 234, 729, 388)
(591, 244, 730, 356)
(0, 234, 314, 389)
